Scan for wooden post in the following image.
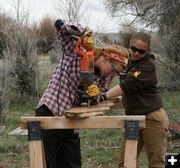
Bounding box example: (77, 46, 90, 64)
(27, 121, 46, 168)
(29, 141, 46, 168)
(124, 120, 139, 168)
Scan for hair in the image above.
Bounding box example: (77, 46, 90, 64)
(131, 32, 151, 49)
(94, 45, 129, 59)
(94, 46, 103, 58)
(94, 45, 129, 70)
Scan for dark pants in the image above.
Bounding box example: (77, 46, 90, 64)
(35, 105, 81, 168)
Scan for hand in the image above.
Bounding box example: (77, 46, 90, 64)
(82, 31, 93, 50)
(86, 84, 100, 97)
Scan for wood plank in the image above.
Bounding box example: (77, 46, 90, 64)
(124, 140, 138, 168)
(8, 127, 28, 135)
(66, 111, 103, 118)
(29, 141, 46, 168)
(79, 96, 122, 106)
(41, 141, 47, 168)
(96, 101, 114, 107)
(21, 116, 145, 129)
(20, 129, 28, 135)
(67, 105, 110, 113)
(8, 127, 24, 135)
(66, 96, 122, 115)
(78, 112, 103, 118)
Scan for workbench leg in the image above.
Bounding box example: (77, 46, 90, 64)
(29, 141, 46, 168)
(27, 121, 46, 168)
(124, 140, 138, 168)
(124, 120, 139, 168)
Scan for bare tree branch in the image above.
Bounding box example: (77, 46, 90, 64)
(55, 0, 85, 22)
(104, 0, 180, 90)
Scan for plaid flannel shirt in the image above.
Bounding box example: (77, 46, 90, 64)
(36, 20, 110, 116)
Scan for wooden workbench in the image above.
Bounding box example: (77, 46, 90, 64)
(20, 96, 145, 168)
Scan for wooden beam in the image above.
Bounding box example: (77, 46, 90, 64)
(66, 111, 103, 118)
(66, 105, 110, 113)
(8, 127, 27, 135)
(29, 141, 46, 168)
(21, 116, 145, 129)
(124, 140, 138, 168)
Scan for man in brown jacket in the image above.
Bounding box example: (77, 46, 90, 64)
(102, 32, 169, 168)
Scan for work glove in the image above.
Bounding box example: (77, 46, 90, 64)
(86, 84, 100, 97)
(81, 30, 93, 51)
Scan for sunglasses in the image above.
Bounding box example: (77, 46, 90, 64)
(130, 46, 146, 54)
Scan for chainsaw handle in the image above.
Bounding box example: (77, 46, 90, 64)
(76, 38, 86, 56)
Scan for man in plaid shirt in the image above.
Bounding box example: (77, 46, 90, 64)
(35, 19, 129, 168)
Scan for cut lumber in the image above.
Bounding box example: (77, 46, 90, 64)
(29, 141, 46, 168)
(66, 101, 114, 118)
(66, 96, 123, 117)
(66, 97, 122, 117)
(21, 116, 145, 129)
(124, 140, 138, 168)
(67, 105, 110, 113)
(8, 126, 28, 135)
(95, 101, 114, 107)
(66, 111, 103, 118)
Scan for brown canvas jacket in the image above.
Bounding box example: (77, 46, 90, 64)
(120, 53, 163, 115)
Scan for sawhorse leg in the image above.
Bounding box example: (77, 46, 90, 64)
(124, 120, 139, 168)
(27, 121, 46, 168)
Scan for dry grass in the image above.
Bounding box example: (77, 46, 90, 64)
(0, 59, 2, 66)
(38, 55, 55, 76)
(37, 55, 57, 96)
